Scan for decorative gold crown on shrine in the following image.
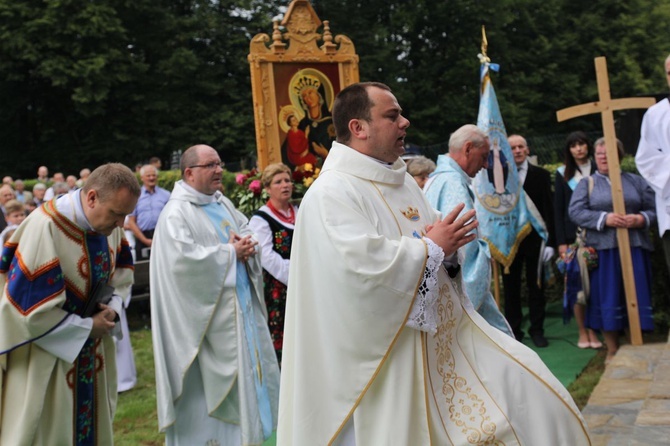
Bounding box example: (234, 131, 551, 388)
(401, 206, 420, 221)
(292, 74, 321, 96)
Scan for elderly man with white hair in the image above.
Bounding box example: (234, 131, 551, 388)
(31, 182, 47, 208)
(424, 124, 513, 336)
(125, 164, 170, 260)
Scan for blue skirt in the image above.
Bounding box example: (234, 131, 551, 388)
(586, 247, 654, 332)
(562, 257, 584, 324)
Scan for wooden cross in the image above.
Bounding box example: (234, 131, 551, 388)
(556, 57, 656, 346)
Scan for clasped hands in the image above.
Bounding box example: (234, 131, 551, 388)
(425, 203, 478, 257)
(230, 232, 258, 263)
(605, 212, 645, 229)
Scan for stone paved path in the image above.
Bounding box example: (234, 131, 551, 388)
(583, 333, 670, 445)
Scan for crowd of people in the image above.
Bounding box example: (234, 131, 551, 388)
(1, 54, 669, 445)
(1, 166, 91, 227)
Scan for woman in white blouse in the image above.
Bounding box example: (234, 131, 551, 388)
(249, 163, 298, 365)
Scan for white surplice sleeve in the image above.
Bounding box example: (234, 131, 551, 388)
(33, 293, 124, 363)
(406, 238, 444, 334)
(33, 314, 92, 363)
(637, 107, 670, 197)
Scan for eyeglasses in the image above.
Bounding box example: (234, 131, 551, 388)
(188, 162, 225, 170)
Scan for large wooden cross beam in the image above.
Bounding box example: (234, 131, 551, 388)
(556, 57, 655, 346)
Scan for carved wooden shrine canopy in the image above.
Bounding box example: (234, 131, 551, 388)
(248, 0, 359, 169)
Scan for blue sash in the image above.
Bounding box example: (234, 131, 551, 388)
(203, 201, 273, 437)
(557, 165, 581, 191)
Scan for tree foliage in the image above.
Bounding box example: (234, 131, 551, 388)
(1, 0, 669, 178)
(0, 0, 279, 178)
(314, 0, 669, 149)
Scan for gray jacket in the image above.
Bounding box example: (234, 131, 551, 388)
(568, 172, 656, 251)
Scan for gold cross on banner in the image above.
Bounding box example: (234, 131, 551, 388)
(556, 56, 655, 346)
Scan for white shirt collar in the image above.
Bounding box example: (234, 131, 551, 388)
(55, 190, 94, 231)
(517, 159, 529, 172)
(517, 159, 529, 185)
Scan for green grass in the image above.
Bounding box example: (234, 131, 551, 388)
(114, 328, 163, 445)
(114, 316, 666, 442)
(115, 327, 604, 443)
(114, 314, 276, 446)
(567, 350, 606, 409)
(114, 322, 276, 445)
(114, 328, 608, 446)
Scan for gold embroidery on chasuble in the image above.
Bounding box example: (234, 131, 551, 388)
(428, 280, 503, 445)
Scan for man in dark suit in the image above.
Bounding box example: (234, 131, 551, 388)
(503, 134, 555, 347)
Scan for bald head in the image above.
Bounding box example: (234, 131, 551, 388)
(180, 145, 213, 175)
(36, 166, 48, 182)
(66, 175, 77, 189)
(180, 145, 224, 195)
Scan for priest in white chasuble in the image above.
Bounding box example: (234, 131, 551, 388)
(151, 145, 280, 446)
(277, 82, 591, 445)
(0, 163, 140, 445)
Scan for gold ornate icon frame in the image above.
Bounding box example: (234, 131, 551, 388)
(248, 0, 359, 169)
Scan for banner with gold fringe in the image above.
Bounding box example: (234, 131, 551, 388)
(472, 27, 547, 270)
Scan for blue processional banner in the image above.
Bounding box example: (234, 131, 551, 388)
(472, 61, 548, 270)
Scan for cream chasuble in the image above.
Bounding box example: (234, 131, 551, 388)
(151, 181, 280, 445)
(277, 142, 590, 445)
(0, 196, 133, 445)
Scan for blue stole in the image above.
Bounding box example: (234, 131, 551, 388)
(202, 201, 273, 437)
(557, 165, 581, 191)
(73, 233, 111, 445)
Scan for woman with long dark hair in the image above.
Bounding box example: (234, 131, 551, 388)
(555, 131, 601, 348)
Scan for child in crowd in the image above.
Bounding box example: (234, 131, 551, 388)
(1, 199, 26, 245)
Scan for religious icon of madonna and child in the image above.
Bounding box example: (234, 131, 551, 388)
(477, 135, 519, 213)
(278, 68, 336, 169)
(486, 137, 510, 195)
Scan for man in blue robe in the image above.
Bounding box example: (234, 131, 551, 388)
(425, 124, 513, 336)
